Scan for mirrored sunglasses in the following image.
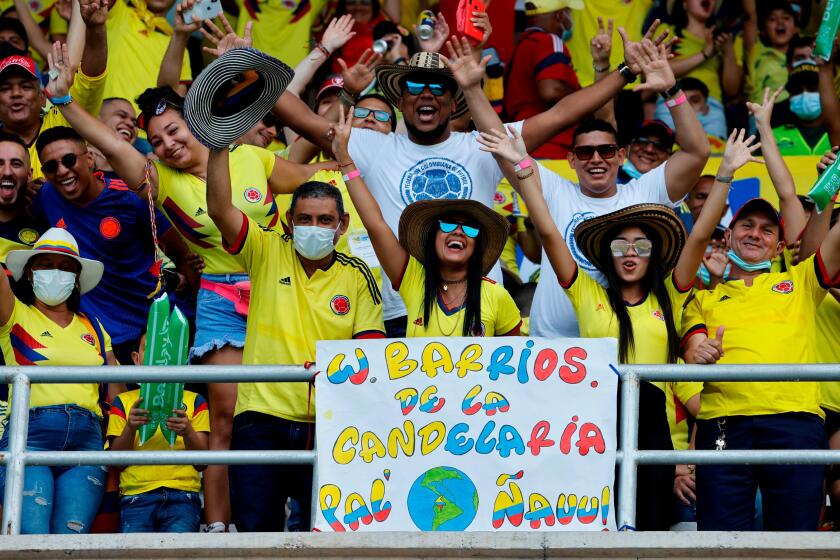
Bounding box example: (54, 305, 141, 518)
(610, 239, 653, 258)
(439, 220, 480, 238)
(353, 107, 391, 123)
(405, 80, 447, 96)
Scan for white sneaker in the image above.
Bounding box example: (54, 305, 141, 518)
(204, 521, 226, 533)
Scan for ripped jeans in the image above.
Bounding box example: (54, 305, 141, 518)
(0, 404, 107, 534)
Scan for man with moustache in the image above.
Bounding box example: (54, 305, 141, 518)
(0, 132, 46, 262)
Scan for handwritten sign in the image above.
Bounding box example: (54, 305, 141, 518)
(314, 337, 618, 532)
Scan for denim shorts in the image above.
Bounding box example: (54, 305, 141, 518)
(190, 273, 249, 362)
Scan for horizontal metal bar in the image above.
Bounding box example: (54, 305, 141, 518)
(0, 365, 313, 384)
(636, 449, 840, 465)
(619, 363, 840, 382)
(0, 450, 316, 467)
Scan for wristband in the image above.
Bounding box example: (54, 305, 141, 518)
(516, 168, 535, 180)
(514, 158, 533, 172)
(49, 93, 72, 106)
(665, 92, 687, 109)
(617, 62, 637, 83)
(315, 43, 331, 58)
(660, 82, 681, 100)
(715, 175, 734, 184)
(342, 169, 361, 182)
(338, 160, 355, 168)
(592, 62, 609, 73)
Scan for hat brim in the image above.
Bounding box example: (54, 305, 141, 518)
(729, 198, 783, 235)
(375, 65, 468, 119)
(574, 204, 687, 274)
(5, 249, 104, 294)
(398, 199, 508, 276)
(184, 48, 294, 150)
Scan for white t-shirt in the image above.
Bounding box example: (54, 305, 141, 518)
(530, 161, 679, 338)
(348, 124, 519, 320)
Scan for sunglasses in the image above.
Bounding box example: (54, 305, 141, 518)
(137, 98, 182, 130)
(439, 220, 480, 238)
(573, 144, 619, 161)
(610, 239, 653, 258)
(405, 80, 448, 96)
(261, 113, 278, 128)
(353, 107, 391, 123)
(632, 136, 670, 152)
(41, 153, 85, 175)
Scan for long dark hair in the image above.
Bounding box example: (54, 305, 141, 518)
(16, 259, 82, 313)
(600, 225, 680, 364)
(422, 219, 485, 336)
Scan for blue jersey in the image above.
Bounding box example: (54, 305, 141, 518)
(30, 173, 173, 344)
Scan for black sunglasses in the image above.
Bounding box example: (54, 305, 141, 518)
(632, 136, 670, 152)
(41, 153, 85, 175)
(572, 144, 619, 161)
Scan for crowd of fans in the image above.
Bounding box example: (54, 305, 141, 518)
(0, 0, 838, 536)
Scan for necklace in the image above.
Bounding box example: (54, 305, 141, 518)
(440, 277, 467, 292)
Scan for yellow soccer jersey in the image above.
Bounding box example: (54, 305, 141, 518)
(396, 256, 521, 337)
(1, 299, 112, 415)
(665, 381, 703, 451)
(155, 144, 278, 274)
(493, 180, 529, 276)
(0, 219, 41, 263)
(817, 293, 840, 413)
(236, 0, 328, 68)
(104, 0, 191, 113)
(107, 389, 210, 495)
(681, 253, 833, 420)
(564, 265, 692, 392)
(227, 214, 385, 422)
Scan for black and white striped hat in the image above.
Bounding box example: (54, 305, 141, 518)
(184, 48, 294, 149)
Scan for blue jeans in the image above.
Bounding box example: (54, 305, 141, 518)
(695, 412, 825, 531)
(229, 412, 313, 532)
(0, 405, 107, 534)
(190, 273, 249, 361)
(119, 488, 201, 533)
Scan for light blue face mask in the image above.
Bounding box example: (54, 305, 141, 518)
(790, 91, 822, 120)
(727, 249, 771, 272)
(621, 160, 642, 180)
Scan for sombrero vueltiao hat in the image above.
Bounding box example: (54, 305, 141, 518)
(574, 204, 687, 274)
(6, 228, 104, 294)
(398, 199, 508, 276)
(184, 47, 294, 149)
(376, 52, 468, 118)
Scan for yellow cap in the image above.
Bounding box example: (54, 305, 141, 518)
(524, 0, 584, 16)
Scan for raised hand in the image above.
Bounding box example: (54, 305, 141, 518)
(746, 86, 784, 130)
(818, 147, 839, 174)
(173, 0, 202, 36)
(476, 126, 528, 164)
(45, 41, 75, 99)
(719, 128, 762, 176)
(321, 14, 357, 53)
(338, 49, 381, 96)
(471, 10, 493, 51)
(694, 325, 725, 364)
(620, 19, 674, 74)
(330, 104, 354, 164)
(415, 12, 450, 54)
(632, 38, 677, 93)
(79, 0, 109, 26)
(443, 36, 489, 89)
(590, 16, 614, 68)
(703, 245, 729, 280)
(202, 13, 252, 57)
(55, 0, 72, 21)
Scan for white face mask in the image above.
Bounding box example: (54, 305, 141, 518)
(293, 225, 337, 261)
(32, 269, 77, 306)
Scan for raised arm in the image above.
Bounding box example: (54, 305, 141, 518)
(816, 207, 840, 281)
(446, 37, 504, 135)
(47, 42, 154, 195)
(12, 0, 53, 59)
(748, 86, 806, 244)
(674, 129, 761, 288)
(818, 57, 840, 148)
(286, 15, 356, 96)
(331, 105, 406, 284)
(206, 148, 245, 248)
(156, 0, 202, 95)
(78, 0, 108, 77)
(799, 149, 839, 261)
(591, 17, 617, 128)
(268, 157, 337, 194)
(477, 126, 578, 286)
(273, 91, 334, 154)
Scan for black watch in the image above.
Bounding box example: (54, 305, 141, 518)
(617, 62, 637, 83)
(660, 82, 681, 100)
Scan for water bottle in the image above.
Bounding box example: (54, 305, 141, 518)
(815, 0, 840, 62)
(417, 10, 435, 41)
(807, 152, 840, 212)
(372, 39, 391, 54)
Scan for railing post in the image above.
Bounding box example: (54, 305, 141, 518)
(617, 368, 639, 531)
(2, 373, 31, 535)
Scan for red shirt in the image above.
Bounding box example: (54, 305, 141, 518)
(438, 0, 516, 64)
(504, 28, 581, 159)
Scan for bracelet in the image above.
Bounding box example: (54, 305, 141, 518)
(516, 168, 535, 180)
(660, 82, 681, 100)
(342, 169, 361, 182)
(715, 174, 734, 184)
(514, 158, 533, 172)
(49, 93, 72, 106)
(592, 62, 609, 73)
(315, 43, 331, 59)
(665, 92, 687, 109)
(617, 62, 638, 83)
(338, 160, 355, 168)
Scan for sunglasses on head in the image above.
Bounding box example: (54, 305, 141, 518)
(353, 107, 391, 123)
(572, 144, 619, 161)
(41, 153, 84, 175)
(405, 80, 449, 96)
(610, 239, 653, 258)
(632, 136, 670, 152)
(439, 220, 480, 238)
(137, 98, 182, 130)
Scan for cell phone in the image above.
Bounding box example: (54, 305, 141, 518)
(183, 0, 222, 24)
(463, 0, 486, 43)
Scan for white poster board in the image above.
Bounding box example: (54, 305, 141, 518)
(314, 337, 618, 532)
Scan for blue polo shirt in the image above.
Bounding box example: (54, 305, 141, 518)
(30, 173, 173, 345)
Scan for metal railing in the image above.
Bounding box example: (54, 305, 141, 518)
(3, 363, 840, 535)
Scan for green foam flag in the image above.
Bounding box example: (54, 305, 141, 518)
(138, 293, 189, 447)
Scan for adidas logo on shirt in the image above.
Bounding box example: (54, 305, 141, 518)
(195, 207, 207, 217)
(40, 331, 52, 337)
(279, 277, 291, 285)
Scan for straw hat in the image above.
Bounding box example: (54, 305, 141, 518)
(184, 47, 294, 149)
(375, 52, 468, 118)
(574, 204, 687, 274)
(6, 228, 104, 294)
(398, 199, 508, 276)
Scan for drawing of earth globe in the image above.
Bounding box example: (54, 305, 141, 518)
(406, 466, 478, 531)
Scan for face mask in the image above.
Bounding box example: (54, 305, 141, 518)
(790, 92, 822, 120)
(560, 20, 573, 42)
(32, 269, 77, 306)
(621, 160, 642, 180)
(727, 249, 771, 272)
(293, 225, 337, 260)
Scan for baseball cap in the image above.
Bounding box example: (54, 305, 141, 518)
(633, 120, 675, 150)
(729, 198, 783, 236)
(0, 54, 40, 83)
(786, 58, 819, 92)
(524, 0, 583, 16)
(316, 74, 344, 101)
